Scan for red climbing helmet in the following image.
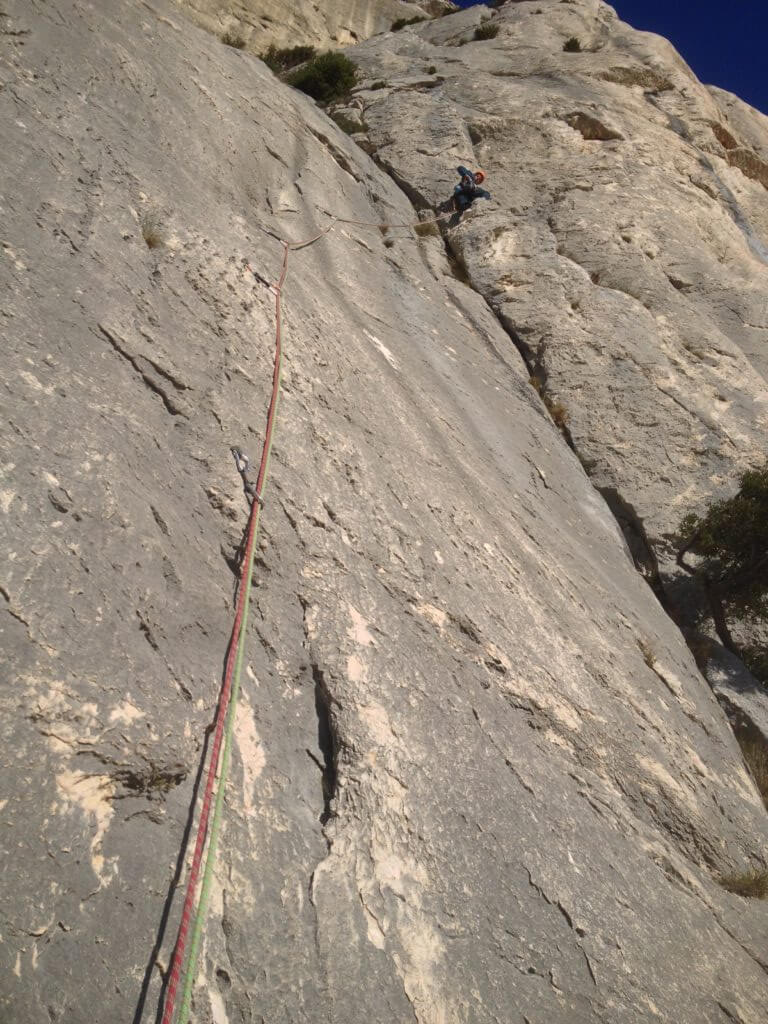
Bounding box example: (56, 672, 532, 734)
(474, 170, 486, 184)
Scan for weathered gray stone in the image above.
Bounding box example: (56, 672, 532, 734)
(2, 2, 768, 1024)
(172, 0, 455, 51)
(346, 0, 768, 666)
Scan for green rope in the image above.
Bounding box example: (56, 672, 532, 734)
(176, 364, 283, 1021)
(176, 509, 261, 1022)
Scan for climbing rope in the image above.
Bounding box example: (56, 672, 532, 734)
(159, 224, 332, 1024)
(333, 214, 441, 230)
(158, 208, 435, 1023)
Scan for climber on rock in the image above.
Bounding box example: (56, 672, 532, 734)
(453, 165, 490, 213)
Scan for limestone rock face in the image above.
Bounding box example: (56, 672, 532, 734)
(2, 3, 768, 1024)
(343, 0, 768, 665)
(172, 0, 455, 50)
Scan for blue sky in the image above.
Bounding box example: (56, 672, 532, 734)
(454, 1, 768, 115)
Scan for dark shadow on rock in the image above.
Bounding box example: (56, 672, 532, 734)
(312, 664, 337, 825)
(596, 486, 661, 591)
(661, 569, 709, 633)
(705, 642, 768, 745)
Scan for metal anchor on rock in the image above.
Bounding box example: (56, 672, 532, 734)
(230, 446, 264, 508)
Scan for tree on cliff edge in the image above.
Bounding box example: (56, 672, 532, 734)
(677, 465, 768, 668)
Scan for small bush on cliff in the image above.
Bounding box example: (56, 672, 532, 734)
(530, 376, 569, 432)
(547, 399, 569, 431)
(677, 465, 768, 662)
(140, 211, 165, 249)
(720, 868, 768, 899)
(743, 646, 768, 681)
(287, 52, 357, 104)
(261, 44, 316, 74)
(563, 37, 582, 52)
(474, 22, 500, 41)
(392, 16, 426, 31)
(221, 29, 246, 49)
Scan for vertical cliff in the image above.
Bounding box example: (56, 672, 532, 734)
(337, 0, 768, 694)
(1, 2, 767, 1023)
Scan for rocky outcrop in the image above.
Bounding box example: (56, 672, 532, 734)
(2, 2, 768, 1024)
(340, 0, 768, 675)
(172, 0, 455, 50)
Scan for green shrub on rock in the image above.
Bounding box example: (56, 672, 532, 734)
(677, 465, 768, 660)
(720, 868, 768, 899)
(474, 23, 500, 41)
(221, 29, 246, 49)
(392, 16, 426, 32)
(261, 44, 317, 74)
(287, 52, 357, 104)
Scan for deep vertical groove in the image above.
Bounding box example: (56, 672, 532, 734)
(312, 664, 337, 825)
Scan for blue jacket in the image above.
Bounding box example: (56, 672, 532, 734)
(455, 165, 491, 201)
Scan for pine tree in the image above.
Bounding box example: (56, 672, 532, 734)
(677, 465, 768, 657)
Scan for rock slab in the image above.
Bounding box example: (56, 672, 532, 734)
(1, 2, 768, 1023)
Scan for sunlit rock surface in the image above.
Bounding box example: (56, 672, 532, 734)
(2, 2, 767, 1022)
